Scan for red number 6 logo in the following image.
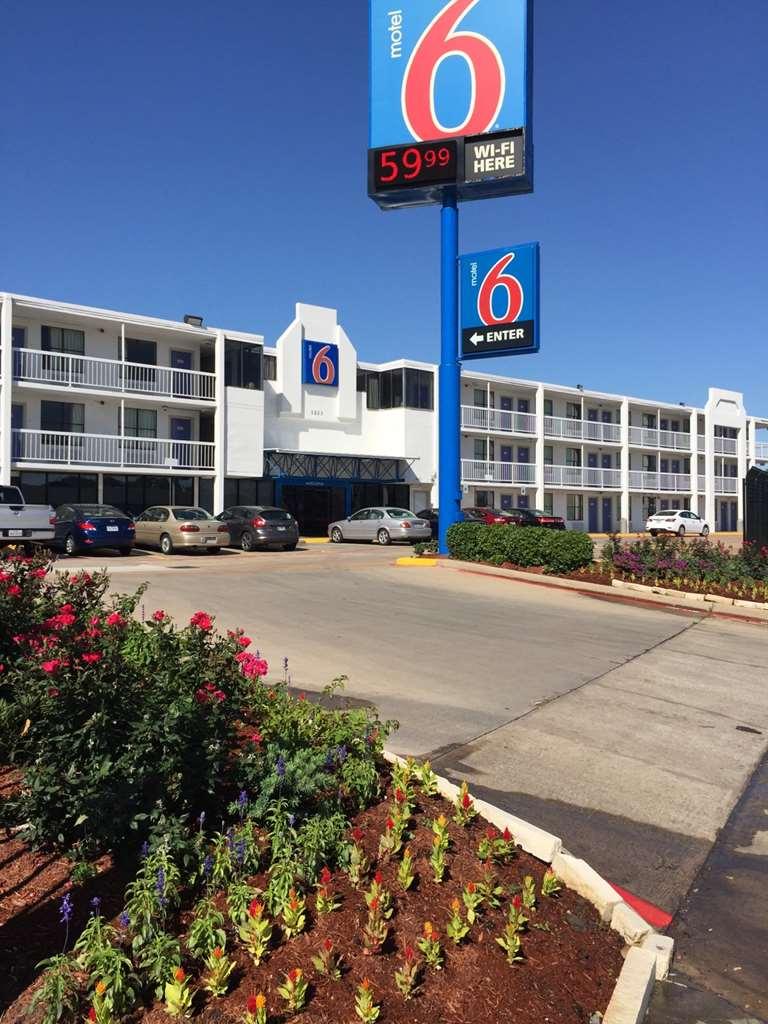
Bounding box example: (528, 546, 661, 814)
(312, 345, 336, 385)
(477, 253, 524, 326)
(402, 0, 506, 142)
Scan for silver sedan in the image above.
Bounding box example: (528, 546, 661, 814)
(328, 507, 432, 546)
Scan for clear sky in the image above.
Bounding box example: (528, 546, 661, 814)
(2, 1, 767, 411)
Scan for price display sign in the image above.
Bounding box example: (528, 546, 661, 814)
(370, 140, 458, 192)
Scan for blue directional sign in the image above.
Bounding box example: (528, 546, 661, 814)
(459, 243, 540, 359)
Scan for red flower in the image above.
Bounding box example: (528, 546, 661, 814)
(105, 612, 125, 627)
(503, 827, 512, 843)
(385, 817, 395, 831)
(247, 995, 261, 1014)
(174, 967, 185, 983)
(351, 826, 364, 843)
(250, 730, 263, 745)
(0, 571, 10, 582)
(461, 791, 472, 810)
(6, 584, 21, 598)
(88, 1009, 96, 1022)
(47, 687, 60, 697)
(320, 866, 332, 884)
(32, 568, 47, 579)
(190, 611, 212, 631)
(486, 826, 499, 841)
(374, 870, 383, 885)
(152, 609, 166, 622)
(466, 881, 476, 894)
(288, 968, 302, 984)
(512, 894, 522, 910)
(237, 635, 252, 648)
(369, 896, 379, 911)
(395, 787, 406, 804)
(41, 659, 62, 674)
(81, 653, 102, 665)
(323, 937, 333, 952)
(212, 946, 223, 959)
(248, 899, 264, 918)
(298, 692, 306, 701)
(195, 688, 209, 703)
(404, 944, 415, 961)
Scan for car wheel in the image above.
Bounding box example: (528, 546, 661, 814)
(677, 525, 686, 537)
(64, 534, 77, 556)
(119, 547, 132, 557)
(240, 530, 254, 552)
(377, 528, 391, 546)
(330, 527, 343, 543)
(283, 543, 298, 551)
(160, 533, 174, 556)
(701, 525, 710, 537)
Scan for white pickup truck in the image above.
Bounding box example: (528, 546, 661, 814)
(0, 485, 56, 550)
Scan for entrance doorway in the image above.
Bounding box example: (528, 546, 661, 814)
(281, 485, 346, 537)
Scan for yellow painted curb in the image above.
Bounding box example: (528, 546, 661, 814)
(395, 556, 438, 567)
(301, 537, 330, 544)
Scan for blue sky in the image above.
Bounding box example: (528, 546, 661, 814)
(2, 1, 766, 410)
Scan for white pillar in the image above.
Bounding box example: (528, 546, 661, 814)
(213, 330, 226, 513)
(0, 296, 13, 485)
(620, 398, 629, 532)
(689, 415, 699, 515)
(704, 409, 715, 528)
(737, 420, 748, 532)
(535, 384, 545, 509)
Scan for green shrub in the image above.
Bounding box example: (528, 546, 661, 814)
(446, 523, 593, 573)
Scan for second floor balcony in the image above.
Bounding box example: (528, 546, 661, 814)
(754, 442, 768, 461)
(714, 435, 738, 455)
(544, 465, 621, 489)
(628, 426, 691, 451)
(12, 429, 215, 471)
(715, 476, 738, 495)
(461, 459, 535, 484)
(13, 348, 216, 402)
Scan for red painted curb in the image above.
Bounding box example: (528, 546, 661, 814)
(610, 882, 673, 930)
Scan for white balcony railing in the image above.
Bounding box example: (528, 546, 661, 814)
(714, 436, 738, 455)
(14, 348, 216, 402)
(628, 426, 691, 450)
(544, 465, 621, 489)
(12, 429, 215, 471)
(715, 476, 739, 495)
(629, 471, 691, 492)
(754, 443, 768, 461)
(461, 406, 536, 434)
(697, 475, 706, 492)
(544, 416, 621, 443)
(461, 460, 536, 484)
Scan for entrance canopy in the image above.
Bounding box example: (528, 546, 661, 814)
(264, 450, 414, 483)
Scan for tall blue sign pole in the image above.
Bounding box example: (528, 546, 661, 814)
(368, 0, 534, 554)
(438, 194, 460, 554)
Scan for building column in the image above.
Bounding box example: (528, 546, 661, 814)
(535, 384, 545, 509)
(0, 296, 13, 485)
(704, 409, 715, 528)
(619, 398, 629, 532)
(689, 419, 699, 515)
(747, 417, 756, 471)
(213, 330, 226, 513)
(737, 420, 748, 532)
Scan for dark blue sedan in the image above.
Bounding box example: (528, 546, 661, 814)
(53, 504, 135, 556)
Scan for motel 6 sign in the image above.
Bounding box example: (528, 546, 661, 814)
(303, 341, 339, 388)
(368, 0, 533, 209)
(460, 243, 540, 358)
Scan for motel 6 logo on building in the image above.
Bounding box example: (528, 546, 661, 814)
(303, 340, 339, 388)
(369, 0, 529, 148)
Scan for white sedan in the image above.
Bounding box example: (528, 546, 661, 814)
(645, 509, 710, 537)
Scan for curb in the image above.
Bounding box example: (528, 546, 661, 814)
(395, 556, 438, 567)
(611, 578, 768, 616)
(382, 750, 671, 1023)
(301, 537, 330, 545)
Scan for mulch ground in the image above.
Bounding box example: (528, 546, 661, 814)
(2, 775, 625, 1024)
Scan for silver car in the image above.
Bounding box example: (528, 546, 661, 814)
(328, 507, 432, 546)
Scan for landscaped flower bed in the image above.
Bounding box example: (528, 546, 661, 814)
(0, 553, 626, 1024)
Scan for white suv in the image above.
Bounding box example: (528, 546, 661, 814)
(645, 509, 710, 537)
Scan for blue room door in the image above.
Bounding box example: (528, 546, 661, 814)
(588, 497, 599, 532)
(602, 498, 613, 533)
(171, 350, 193, 397)
(170, 417, 192, 468)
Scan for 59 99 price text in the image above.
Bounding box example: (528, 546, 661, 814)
(373, 140, 458, 190)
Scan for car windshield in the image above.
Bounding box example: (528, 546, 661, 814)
(254, 508, 293, 522)
(173, 507, 212, 521)
(386, 508, 415, 518)
(527, 509, 548, 516)
(73, 505, 126, 518)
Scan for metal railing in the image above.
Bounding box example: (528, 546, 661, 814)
(698, 475, 706, 492)
(544, 416, 621, 443)
(628, 426, 691, 450)
(754, 442, 768, 461)
(461, 406, 536, 434)
(12, 429, 215, 470)
(460, 460, 536, 484)
(714, 436, 738, 455)
(544, 465, 621, 489)
(13, 348, 216, 401)
(628, 471, 691, 492)
(715, 476, 738, 494)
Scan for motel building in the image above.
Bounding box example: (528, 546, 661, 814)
(1, 291, 767, 535)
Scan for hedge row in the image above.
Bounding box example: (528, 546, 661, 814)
(446, 522, 594, 573)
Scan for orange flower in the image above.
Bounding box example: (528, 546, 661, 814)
(432, 833, 441, 847)
(95, 981, 107, 996)
(360, 978, 372, 991)
(174, 967, 186, 983)
(466, 881, 476, 894)
(423, 920, 434, 937)
(249, 899, 264, 919)
(288, 967, 302, 983)
(255, 993, 266, 1010)
(450, 898, 461, 912)
(212, 946, 223, 959)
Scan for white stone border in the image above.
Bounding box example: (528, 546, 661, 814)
(383, 751, 671, 1024)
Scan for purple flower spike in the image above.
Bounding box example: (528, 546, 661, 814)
(276, 755, 286, 778)
(118, 911, 130, 928)
(59, 892, 74, 924)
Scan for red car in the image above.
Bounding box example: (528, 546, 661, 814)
(509, 507, 566, 530)
(463, 506, 517, 525)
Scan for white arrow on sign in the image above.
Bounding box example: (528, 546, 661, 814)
(470, 332, 484, 346)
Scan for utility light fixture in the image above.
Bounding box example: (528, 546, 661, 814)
(183, 314, 204, 327)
